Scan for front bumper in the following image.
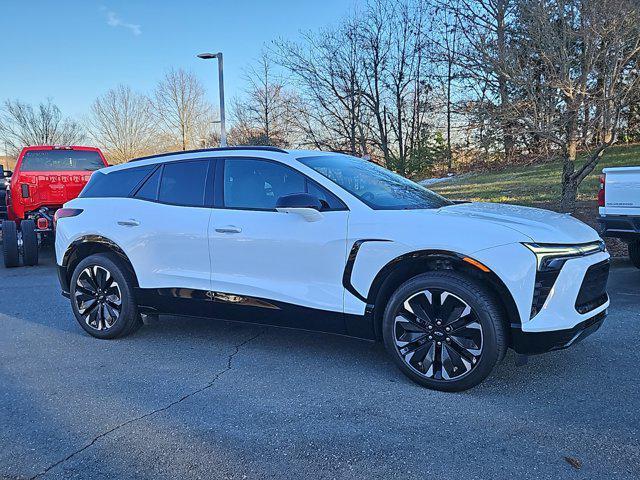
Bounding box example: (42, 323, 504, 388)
(597, 214, 640, 241)
(510, 310, 607, 355)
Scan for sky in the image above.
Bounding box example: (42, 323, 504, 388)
(0, 0, 360, 119)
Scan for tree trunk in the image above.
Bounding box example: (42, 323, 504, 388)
(446, 57, 453, 172)
(560, 134, 578, 212)
(496, 0, 514, 162)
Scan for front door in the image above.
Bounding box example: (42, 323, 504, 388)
(209, 157, 349, 333)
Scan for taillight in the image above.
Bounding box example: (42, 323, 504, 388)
(53, 208, 83, 227)
(36, 217, 49, 230)
(598, 174, 606, 207)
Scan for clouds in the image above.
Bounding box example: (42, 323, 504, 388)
(102, 8, 141, 36)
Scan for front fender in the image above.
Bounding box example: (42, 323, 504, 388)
(345, 240, 534, 326)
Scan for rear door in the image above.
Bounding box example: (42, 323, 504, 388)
(208, 157, 350, 333)
(125, 159, 214, 290)
(89, 159, 215, 316)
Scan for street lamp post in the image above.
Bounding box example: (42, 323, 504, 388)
(197, 52, 227, 147)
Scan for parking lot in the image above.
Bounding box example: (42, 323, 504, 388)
(0, 249, 638, 480)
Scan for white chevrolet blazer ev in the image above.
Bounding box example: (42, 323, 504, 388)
(55, 147, 610, 391)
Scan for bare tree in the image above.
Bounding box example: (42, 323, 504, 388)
(153, 68, 212, 151)
(447, 0, 517, 162)
(86, 85, 157, 163)
(0, 99, 84, 155)
(230, 52, 296, 147)
(431, 0, 462, 171)
(274, 16, 369, 155)
(274, 0, 439, 176)
(502, 0, 640, 211)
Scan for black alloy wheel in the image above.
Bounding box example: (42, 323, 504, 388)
(70, 253, 143, 339)
(74, 265, 122, 332)
(393, 288, 483, 381)
(383, 271, 506, 391)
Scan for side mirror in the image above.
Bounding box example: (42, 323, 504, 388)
(276, 193, 323, 222)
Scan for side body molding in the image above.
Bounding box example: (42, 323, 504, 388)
(342, 239, 392, 302)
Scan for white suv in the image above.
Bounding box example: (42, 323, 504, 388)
(55, 147, 610, 391)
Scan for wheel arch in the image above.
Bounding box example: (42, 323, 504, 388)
(365, 249, 520, 342)
(61, 235, 139, 292)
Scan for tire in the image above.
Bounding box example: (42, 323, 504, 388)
(21, 219, 38, 266)
(69, 253, 143, 339)
(382, 271, 507, 392)
(628, 240, 640, 269)
(2, 220, 19, 268)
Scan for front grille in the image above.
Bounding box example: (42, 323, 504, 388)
(531, 269, 561, 318)
(575, 260, 610, 314)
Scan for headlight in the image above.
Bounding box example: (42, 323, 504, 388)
(523, 241, 606, 271)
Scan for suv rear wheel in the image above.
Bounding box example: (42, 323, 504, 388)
(69, 253, 142, 339)
(382, 271, 507, 392)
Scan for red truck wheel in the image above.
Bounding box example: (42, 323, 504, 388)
(21, 219, 38, 266)
(2, 220, 19, 268)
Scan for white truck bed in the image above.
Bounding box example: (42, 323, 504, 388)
(598, 165, 640, 267)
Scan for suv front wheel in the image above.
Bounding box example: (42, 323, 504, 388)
(383, 271, 507, 392)
(70, 253, 142, 339)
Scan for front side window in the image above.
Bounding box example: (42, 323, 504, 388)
(158, 160, 209, 207)
(299, 154, 452, 210)
(21, 150, 105, 172)
(223, 159, 306, 210)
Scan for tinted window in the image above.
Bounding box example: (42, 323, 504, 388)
(80, 165, 154, 198)
(299, 154, 452, 210)
(134, 167, 161, 201)
(224, 159, 307, 210)
(306, 180, 346, 210)
(158, 160, 209, 207)
(21, 150, 105, 172)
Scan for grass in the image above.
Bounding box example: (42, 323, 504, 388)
(427, 144, 640, 206)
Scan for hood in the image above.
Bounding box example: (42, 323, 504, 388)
(438, 202, 600, 244)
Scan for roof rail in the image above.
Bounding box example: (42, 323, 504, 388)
(129, 146, 289, 162)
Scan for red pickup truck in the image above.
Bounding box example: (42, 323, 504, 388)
(2, 145, 108, 267)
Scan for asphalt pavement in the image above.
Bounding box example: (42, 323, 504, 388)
(1, 249, 639, 479)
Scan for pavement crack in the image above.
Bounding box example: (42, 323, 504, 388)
(29, 329, 266, 480)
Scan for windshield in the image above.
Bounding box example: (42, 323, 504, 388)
(299, 154, 452, 210)
(20, 150, 105, 172)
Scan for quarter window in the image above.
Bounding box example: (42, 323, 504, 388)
(134, 167, 161, 201)
(80, 165, 154, 198)
(158, 160, 209, 207)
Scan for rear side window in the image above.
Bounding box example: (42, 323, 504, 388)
(158, 160, 209, 207)
(80, 165, 154, 198)
(20, 150, 105, 172)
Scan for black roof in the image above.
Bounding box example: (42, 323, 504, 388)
(129, 146, 289, 162)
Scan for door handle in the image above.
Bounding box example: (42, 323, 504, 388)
(117, 219, 140, 227)
(215, 225, 242, 234)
